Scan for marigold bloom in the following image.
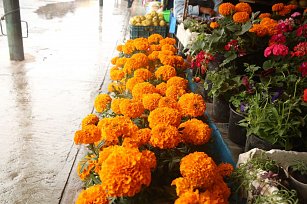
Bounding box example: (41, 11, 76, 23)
(210, 22, 219, 29)
(233, 12, 250, 23)
(160, 55, 177, 66)
(94, 94, 112, 113)
(159, 37, 176, 46)
(150, 124, 181, 149)
(148, 33, 164, 44)
(134, 38, 150, 51)
(142, 93, 162, 111)
(260, 17, 278, 35)
(110, 69, 125, 81)
(149, 44, 162, 52)
(116, 44, 123, 52)
(180, 152, 218, 188)
(249, 24, 268, 37)
(132, 82, 158, 100)
(217, 163, 234, 177)
(98, 146, 153, 197)
(156, 82, 168, 96)
(111, 56, 118, 65)
(122, 40, 136, 55)
(75, 185, 108, 204)
(178, 93, 206, 117)
(134, 68, 152, 81)
(278, 6, 291, 16)
(259, 13, 271, 19)
(179, 119, 211, 145)
(167, 76, 188, 90)
(155, 65, 177, 81)
(148, 51, 160, 61)
(165, 85, 186, 100)
(81, 114, 99, 129)
(158, 97, 178, 110)
(272, 3, 284, 12)
(235, 2, 252, 14)
(123, 58, 138, 74)
(74, 125, 101, 144)
(115, 57, 127, 67)
(199, 177, 231, 203)
(141, 150, 157, 169)
(131, 53, 149, 68)
(161, 44, 177, 53)
(174, 191, 200, 204)
(148, 107, 181, 128)
(131, 128, 152, 146)
(126, 77, 144, 92)
(171, 177, 195, 196)
(218, 3, 236, 16)
(119, 99, 145, 118)
(111, 98, 126, 114)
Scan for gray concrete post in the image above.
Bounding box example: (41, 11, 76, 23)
(99, 0, 103, 6)
(3, 0, 24, 61)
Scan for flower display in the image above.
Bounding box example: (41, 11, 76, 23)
(133, 37, 149, 51)
(235, 2, 252, 14)
(178, 93, 206, 117)
(134, 68, 152, 81)
(115, 57, 127, 67)
(110, 68, 125, 81)
(165, 85, 186, 100)
(81, 114, 99, 129)
(178, 119, 211, 145)
(122, 40, 136, 55)
(159, 37, 176, 46)
(155, 65, 177, 81)
(142, 93, 162, 111)
(150, 124, 181, 149)
(119, 99, 145, 118)
(94, 94, 112, 113)
(148, 33, 163, 44)
(161, 44, 177, 53)
(126, 77, 144, 92)
(132, 82, 158, 100)
(158, 97, 178, 110)
(75, 185, 108, 204)
(74, 124, 101, 145)
(167, 76, 188, 90)
(156, 82, 168, 96)
(259, 13, 271, 19)
(111, 98, 125, 114)
(148, 107, 181, 128)
(218, 3, 235, 16)
(233, 11, 250, 23)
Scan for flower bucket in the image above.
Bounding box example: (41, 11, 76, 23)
(244, 134, 284, 152)
(228, 105, 246, 147)
(213, 96, 230, 123)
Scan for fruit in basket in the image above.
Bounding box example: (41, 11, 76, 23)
(159, 20, 166, 26)
(129, 12, 167, 26)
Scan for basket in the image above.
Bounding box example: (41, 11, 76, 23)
(129, 25, 168, 39)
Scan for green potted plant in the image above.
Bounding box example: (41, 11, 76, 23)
(287, 160, 307, 202)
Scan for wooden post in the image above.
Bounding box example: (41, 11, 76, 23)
(3, 0, 24, 61)
(99, 0, 103, 6)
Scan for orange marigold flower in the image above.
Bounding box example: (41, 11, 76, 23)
(210, 22, 219, 29)
(149, 44, 162, 52)
(134, 68, 152, 81)
(165, 85, 186, 100)
(81, 114, 99, 129)
(150, 124, 181, 149)
(132, 128, 152, 146)
(179, 119, 211, 145)
(235, 2, 252, 14)
(148, 33, 164, 44)
(141, 150, 157, 169)
(178, 93, 206, 117)
(272, 3, 284, 12)
(110, 69, 125, 81)
(126, 77, 144, 92)
(217, 163, 234, 177)
(111, 56, 118, 65)
(111, 98, 126, 114)
(160, 55, 177, 66)
(218, 3, 236, 16)
(122, 40, 136, 55)
(159, 37, 176, 46)
(108, 82, 125, 93)
(158, 97, 178, 110)
(171, 177, 195, 196)
(119, 99, 145, 118)
(161, 44, 177, 53)
(148, 107, 181, 128)
(167, 76, 188, 90)
(180, 152, 218, 188)
(258, 13, 271, 19)
(156, 82, 168, 96)
(148, 51, 160, 61)
(74, 124, 101, 144)
(249, 24, 268, 37)
(131, 53, 149, 68)
(94, 94, 112, 113)
(142, 93, 162, 111)
(75, 185, 108, 204)
(174, 191, 200, 204)
(260, 17, 278, 35)
(287, 4, 297, 10)
(132, 82, 158, 100)
(278, 6, 291, 16)
(199, 177, 231, 203)
(174, 56, 185, 68)
(134, 38, 150, 51)
(116, 44, 123, 52)
(98, 146, 153, 197)
(233, 11, 250, 23)
(115, 57, 127, 67)
(155, 65, 177, 81)
(123, 58, 138, 74)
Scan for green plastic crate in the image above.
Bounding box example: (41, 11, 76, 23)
(129, 25, 168, 39)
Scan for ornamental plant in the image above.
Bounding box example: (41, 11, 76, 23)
(73, 34, 233, 204)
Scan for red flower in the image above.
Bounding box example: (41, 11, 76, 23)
(269, 34, 286, 45)
(299, 62, 307, 77)
(304, 89, 307, 102)
(291, 42, 307, 57)
(296, 24, 307, 38)
(264, 44, 289, 57)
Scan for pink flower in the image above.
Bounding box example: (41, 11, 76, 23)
(299, 62, 307, 77)
(272, 44, 289, 56)
(291, 12, 301, 18)
(277, 18, 294, 33)
(296, 24, 307, 38)
(264, 46, 273, 57)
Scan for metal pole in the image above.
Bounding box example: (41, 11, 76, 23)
(99, 0, 103, 6)
(3, 0, 24, 61)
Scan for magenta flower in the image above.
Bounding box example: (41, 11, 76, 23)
(264, 44, 289, 57)
(299, 62, 307, 77)
(269, 34, 286, 45)
(296, 24, 307, 38)
(291, 12, 301, 18)
(264, 46, 273, 57)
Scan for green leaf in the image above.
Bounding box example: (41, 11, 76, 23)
(263, 60, 273, 69)
(236, 22, 252, 35)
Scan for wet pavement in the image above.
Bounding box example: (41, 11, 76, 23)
(0, 0, 144, 203)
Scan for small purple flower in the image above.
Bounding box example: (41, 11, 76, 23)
(240, 102, 246, 112)
(272, 89, 283, 102)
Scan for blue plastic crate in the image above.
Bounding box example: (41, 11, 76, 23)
(129, 25, 168, 39)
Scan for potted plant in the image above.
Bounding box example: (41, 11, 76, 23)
(287, 160, 307, 202)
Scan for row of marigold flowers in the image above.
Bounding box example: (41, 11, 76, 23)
(73, 34, 234, 204)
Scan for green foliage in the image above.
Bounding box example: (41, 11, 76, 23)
(182, 17, 212, 33)
(290, 160, 307, 176)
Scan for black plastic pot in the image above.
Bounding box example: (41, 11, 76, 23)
(228, 105, 246, 147)
(212, 96, 230, 123)
(244, 134, 284, 152)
